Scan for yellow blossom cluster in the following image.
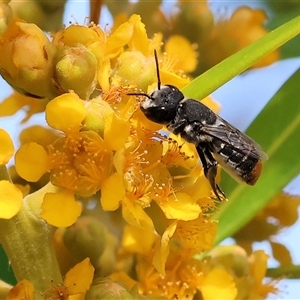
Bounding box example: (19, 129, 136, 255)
(0, 7, 280, 300)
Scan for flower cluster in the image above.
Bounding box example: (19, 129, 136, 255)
(0, 3, 280, 299)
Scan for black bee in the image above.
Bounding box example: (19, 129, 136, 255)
(128, 50, 268, 200)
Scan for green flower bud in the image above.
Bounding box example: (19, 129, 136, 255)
(208, 245, 250, 277)
(54, 44, 97, 99)
(82, 100, 114, 137)
(115, 51, 155, 92)
(85, 277, 134, 300)
(63, 216, 106, 266)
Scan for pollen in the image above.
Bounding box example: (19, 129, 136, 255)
(125, 168, 153, 205)
(48, 130, 112, 197)
(160, 52, 179, 75)
(141, 258, 202, 299)
(153, 180, 172, 200)
(161, 137, 192, 165)
(43, 283, 69, 300)
(102, 84, 130, 105)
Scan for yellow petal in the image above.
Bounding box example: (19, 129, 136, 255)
(153, 221, 177, 275)
(0, 93, 47, 123)
(40, 190, 82, 227)
(46, 92, 86, 133)
(110, 271, 137, 291)
(160, 69, 190, 89)
(97, 57, 111, 91)
(64, 258, 94, 295)
(105, 21, 132, 56)
(250, 250, 269, 282)
(15, 142, 49, 182)
(7, 279, 34, 300)
(104, 113, 130, 151)
(159, 192, 201, 220)
(122, 197, 153, 228)
(201, 268, 237, 300)
(19, 125, 58, 148)
(128, 14, 149, 55)
(101, 172, 125, 211)
(122, 224, 156, 255)
(165, 35, 198, 73)
(0, 128, 14, 164)
(0, 180, 22, 219)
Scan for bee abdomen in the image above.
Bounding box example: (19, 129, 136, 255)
(213, 141, 262, 185)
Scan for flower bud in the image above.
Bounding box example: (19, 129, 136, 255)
(63, 216, 106, 266)
(54, 44, 98, 99)
(83, 99, 114, 137)
(0, 18, 57, 99)
(208, 245, 250, 277)
(85, 277, 133, 300)
(116, 51, 155, 92)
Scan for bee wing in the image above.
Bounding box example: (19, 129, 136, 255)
(201, 115, 268, 160)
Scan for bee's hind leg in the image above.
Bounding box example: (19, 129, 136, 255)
(196, 145, 227, 201)
(205, 162, 227, 201)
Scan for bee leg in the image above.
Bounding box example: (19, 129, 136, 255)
(196, 146, 226, 201)
(205, 161, 227, 201)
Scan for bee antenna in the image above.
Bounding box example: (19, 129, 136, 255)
(154, 49, 161, 90)
(127, 92, 152, 99)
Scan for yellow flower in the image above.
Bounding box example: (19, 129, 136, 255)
(136, 245, 237, 299)
(200, 7, 280, 69)
(208, 245, 279, 299)
(0, 10, 284, 300)
(114, 209, 220, 299)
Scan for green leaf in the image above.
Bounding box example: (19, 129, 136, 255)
(213, 68, 300, 245)
(182, 14, 300, 99)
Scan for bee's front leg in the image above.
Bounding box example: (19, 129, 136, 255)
(196, 145, 226, 201)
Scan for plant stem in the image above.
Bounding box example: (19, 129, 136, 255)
(0, 183, 63, 297)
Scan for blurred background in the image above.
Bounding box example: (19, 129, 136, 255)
(1, 0, 300, 298)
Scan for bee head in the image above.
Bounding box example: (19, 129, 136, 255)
(127, 50, 184, 124)
(139, 85, 184, 124)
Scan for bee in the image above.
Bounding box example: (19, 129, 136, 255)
(128, 50, 268, 200)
